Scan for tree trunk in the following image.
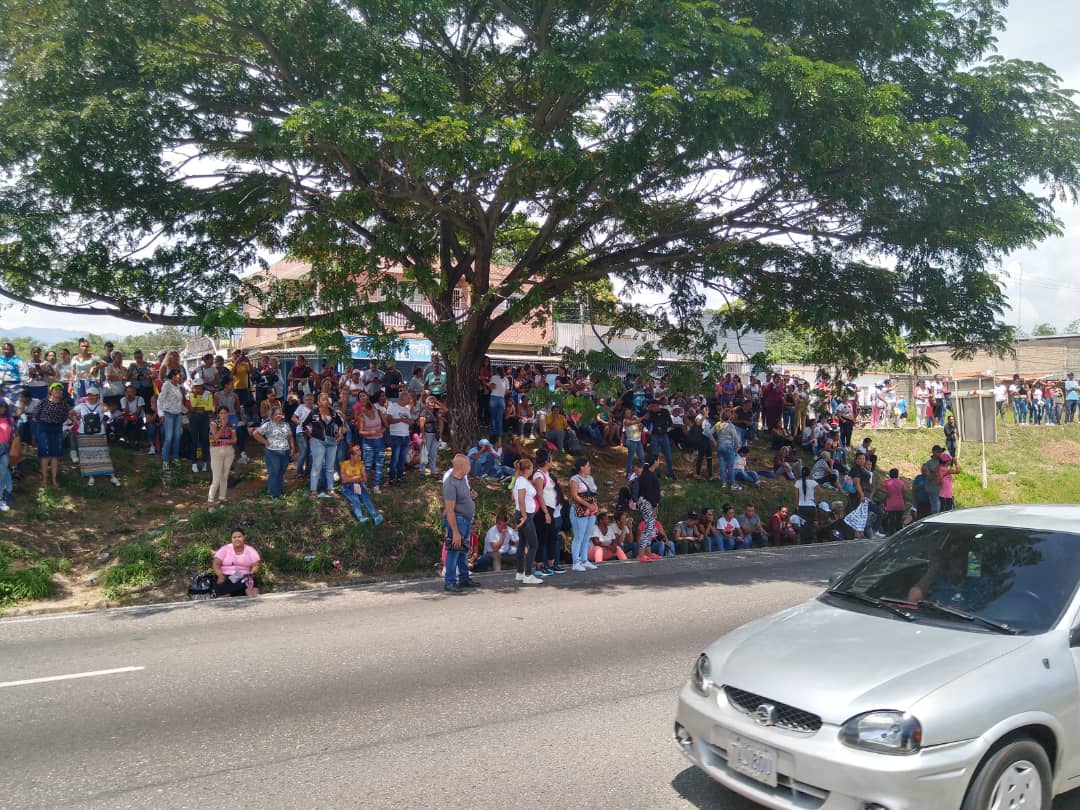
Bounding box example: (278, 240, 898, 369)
(446, 353, 483, 452)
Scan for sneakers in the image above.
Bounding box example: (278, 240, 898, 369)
(533, 569, 548, 577)
(639, 555, 655, 563)
(201, 463, 208, 472)
(543, 567, 556, 576)
(521, 575, 544, 585)
(162, 461, 169, 471)
(146, 447, 155, 456)
(0, 501, 9, 512)
(515, 572, 526, 581)
(422, 469, 430, 478)
(356, 514, 371, 523)
(583, 561, 598, 570)
(373, 514, 385, 526)
(70, 450, 80, 463)
(571, 563, 586, 572)
(550, 566, 567, 574)
(239, 452, 250, 464)
(443, 583, 462, 594)
(459, 579, 480, 589)
(372, 485, 382, 495)
(110, 475, 121, 488)
(317, 492, 332, 499)
(87, 477, 95, 487)
(732, 485, 743, 491)
(191, 463, 199, 473)
(333, 472, 340, 483)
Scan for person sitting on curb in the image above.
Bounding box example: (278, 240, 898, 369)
(674, 511, 705, 554)
(590, 511, 629, 563)
(767, 506, 798, 546)
(717, 504, 747, 551)
(475, 511, 519, 572)
(737, 503, 765, 548)
(213, 528, 261, 597)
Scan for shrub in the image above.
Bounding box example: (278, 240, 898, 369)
(0, 564, 54, 605)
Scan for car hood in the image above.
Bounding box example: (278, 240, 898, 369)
(711, 597, 1033, 725)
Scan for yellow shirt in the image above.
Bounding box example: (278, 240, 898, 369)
(547, 413, 568, 431)
(230, 360, 252, 390)
(189, 391, 214, 412)
(340, 459, 366, 483)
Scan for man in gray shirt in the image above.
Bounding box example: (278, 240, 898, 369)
(442, 454, 478, 592)
(737, 504, 765, 548)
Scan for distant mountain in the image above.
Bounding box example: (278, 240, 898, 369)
(0, 326, 125, 344)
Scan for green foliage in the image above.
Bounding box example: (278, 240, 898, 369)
(0, 327, 193, 358)
(2, 0, 1077, 446)
(175, 543, 214, 572)
(0, 564, 53, 605)
(1031, 323, 1057, 337)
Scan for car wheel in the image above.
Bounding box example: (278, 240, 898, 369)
(961, 738, 1052, 810)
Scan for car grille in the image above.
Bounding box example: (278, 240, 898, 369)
(724, 686, 823, 733)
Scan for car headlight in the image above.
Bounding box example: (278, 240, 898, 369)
(691, 653, 713, 695)
(840, 711, 922, 755)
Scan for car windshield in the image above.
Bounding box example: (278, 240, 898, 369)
(829, 521, 1080, 634)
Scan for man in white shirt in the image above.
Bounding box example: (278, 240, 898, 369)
(993, 381, 1008, 425)
(386, 391, 413, 484)
(477, 513, 518, 571)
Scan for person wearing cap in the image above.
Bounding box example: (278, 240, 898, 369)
(187, 377, 214, 472)
(921, 445, 945, 514)
(1065, 371, 1080, 424)
(73, 387, 121, 487)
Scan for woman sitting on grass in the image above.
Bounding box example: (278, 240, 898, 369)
(213, 528, 260, 597)
(339, 443, 383, 525)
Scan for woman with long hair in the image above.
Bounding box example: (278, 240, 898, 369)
(512, 457, 543, 585)
(531, 449, 565, 575)
(568, 456, 599, 571)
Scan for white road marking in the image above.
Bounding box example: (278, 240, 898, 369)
(0, 666, 144, 689)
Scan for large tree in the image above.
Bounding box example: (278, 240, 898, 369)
(1, 0, 1078, 444)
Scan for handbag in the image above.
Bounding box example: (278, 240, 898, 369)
(574, 482, 598, 517)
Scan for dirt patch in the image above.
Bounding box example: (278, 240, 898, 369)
(1037, 441, 1080, 465)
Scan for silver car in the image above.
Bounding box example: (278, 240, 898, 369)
(675, 505, 1080, 810)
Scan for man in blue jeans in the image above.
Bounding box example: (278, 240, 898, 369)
(442, 454, 479, 593)
(1066, 372, 1080, 424)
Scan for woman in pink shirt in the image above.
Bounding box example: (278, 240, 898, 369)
(882, 468, 907, 536)
(939, 452, 959, 512)
(213, 528, 261, 596)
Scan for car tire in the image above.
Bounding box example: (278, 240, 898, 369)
(961, 738, 1052, 810)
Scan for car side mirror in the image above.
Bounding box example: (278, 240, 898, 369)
(1070, 627, 1080, 648)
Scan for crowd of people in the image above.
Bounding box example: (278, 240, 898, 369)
(0, 338, 1069, 595)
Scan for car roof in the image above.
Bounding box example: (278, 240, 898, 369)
(922, 504, 1080, 532)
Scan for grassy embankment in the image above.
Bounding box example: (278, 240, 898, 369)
(2, 418, 1078, 613)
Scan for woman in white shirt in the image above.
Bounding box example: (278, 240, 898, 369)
(795, 466, 819, 544)
(511, 457, 543, 585)
(157, 367, 186, 468)
(488, 368, 509, 438)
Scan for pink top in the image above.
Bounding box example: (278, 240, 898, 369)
(0, 418, 12, 446)
(939, 467, 954, 499)
(883, 478, 905, 511)
(214, 544, 261, 575)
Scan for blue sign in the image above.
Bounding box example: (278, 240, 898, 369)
(345, 335, 433, 363)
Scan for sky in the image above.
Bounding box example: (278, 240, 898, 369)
(2, 0, 1079, 337)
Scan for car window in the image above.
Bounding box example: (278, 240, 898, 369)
(831, 522, 1080, 634)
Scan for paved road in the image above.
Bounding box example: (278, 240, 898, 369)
(2, 541, 1079, 810)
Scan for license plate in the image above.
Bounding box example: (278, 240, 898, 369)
(728, 736, 779, 788)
